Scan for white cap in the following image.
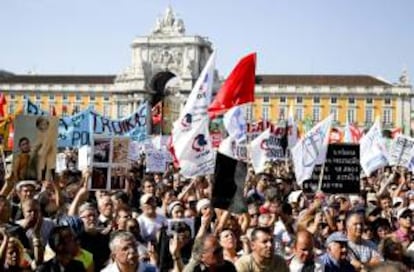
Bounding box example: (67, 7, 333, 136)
(15, 180, 37, 191)
(288, 190, 303, 204)
(196, 199, 210, 213)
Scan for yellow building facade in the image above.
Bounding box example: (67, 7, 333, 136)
(249, 74, 412, 133)
(0, 7, 412, 135)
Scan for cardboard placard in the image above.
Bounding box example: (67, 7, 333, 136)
(146, 150, 167, 173)
(89, 135, 130, 190)
(389, 135, 414, 167)
(302, 144, 360, 194)
(12, 115, 59, 182)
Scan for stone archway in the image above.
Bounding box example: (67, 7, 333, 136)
(150, 71, 176, 105)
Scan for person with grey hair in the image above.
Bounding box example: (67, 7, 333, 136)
(346, 212, 383, 271)
(102, 231, 156, 272)
(320, 232, 355, 272)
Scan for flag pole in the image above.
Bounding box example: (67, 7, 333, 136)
(159, 101, 163, 150)
(0, 145, 8, 177)
(317, 161, 326, 192)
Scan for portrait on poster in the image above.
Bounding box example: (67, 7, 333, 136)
(110, 166, 128, 190)
(112, 137, 130, 164)
(93, 138, 111, 163)
(91, 166, 109, 190)
(12, 115, 59, 182)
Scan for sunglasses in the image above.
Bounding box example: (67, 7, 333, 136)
(249, 213, 260, 218)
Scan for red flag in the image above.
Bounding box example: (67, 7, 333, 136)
(167, 135, 180, 169)
(50, 106, 57, 116)
(208, 53, 256, 119)
(0, 93, 7, 117)
(152, 101, 162, 125)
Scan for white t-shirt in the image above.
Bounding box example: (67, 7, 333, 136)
(137, 213, 166, 242)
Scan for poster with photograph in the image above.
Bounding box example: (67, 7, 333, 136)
(13, 115, 59, 182)
(93, 138, 111, 163)
(90, 135, 130, 190)
(110, 166, 128, 190)
(112, 137, 130, 164)
(91, 166, 109, 190)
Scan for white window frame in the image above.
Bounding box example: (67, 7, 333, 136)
(313, 107, 320, 122)
(365, 108, 373, 124)
(383, 108, 392, 124)
(347, 108, 356, 123)
(295, 107, 303, 120)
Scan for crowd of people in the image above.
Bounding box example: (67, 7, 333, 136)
(0, 149, 413, 271)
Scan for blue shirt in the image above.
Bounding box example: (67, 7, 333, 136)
(320, 253, 356, 272)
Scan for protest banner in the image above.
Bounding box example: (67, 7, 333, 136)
(25, 99, 149, 147)
(218, 137, 248, 162)
(128, 141, 142, 161)
(302, 144, 360, 194)
(13, 115, 59, 182)
(250, 129, 285, 173)
(389, 135, 414, 168)
(146, 150, 168, 173)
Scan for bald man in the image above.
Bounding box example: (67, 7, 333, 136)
(288, 230, 324, 272)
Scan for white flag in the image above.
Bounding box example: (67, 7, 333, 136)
(287, 104, 298, 148)
(173, 51, 216, 132)
(360, 118, 389, 176)
(218, 136, 248, 162)
(223, 106, 247, 143)
(291, 114, 333, 185)
(173, 117, 215, 178)
(250, 129, 285, 173)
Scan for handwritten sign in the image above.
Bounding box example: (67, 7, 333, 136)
(25, 99, 149, 147)
(146, 150, 167, 173)
(303, 144, 360, 194)
(389, 135, 414, 167)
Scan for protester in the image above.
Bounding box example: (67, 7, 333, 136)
(3, 99, 414, 272)
(235, 227, 289, 272)
(36, 226, 85, 272)
(101, 231, 156, 272)
(320, 232, 355, 272)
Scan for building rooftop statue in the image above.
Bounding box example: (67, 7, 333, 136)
(399, 68, 410, 86)
(152, 6, 185, 36)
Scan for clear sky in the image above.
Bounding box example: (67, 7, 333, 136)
(1, 0, 413, 83)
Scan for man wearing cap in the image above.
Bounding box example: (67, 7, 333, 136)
(12, 180, 37, 221)
(320, 232, 355, 272)
(137, 193, 166, 243)
(391, 208, 413, 249)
